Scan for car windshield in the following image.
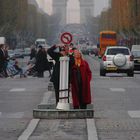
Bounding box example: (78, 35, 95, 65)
(107, 48, 129, 55)
(132, 51, 140, 57)
(37, 41, 45, 44)
(8, 50, 14, 54)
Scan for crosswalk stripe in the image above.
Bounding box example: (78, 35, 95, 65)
(110, 88, 125, 92)
(0, 112, 24, 118)
(128, 111, 140, 118)
(10, 88, 26, 92)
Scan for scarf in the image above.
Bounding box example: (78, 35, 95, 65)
(75, 58, 81, 67)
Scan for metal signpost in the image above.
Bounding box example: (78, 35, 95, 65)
(56, 56, 70, 110)
(56, 32, 73, 110)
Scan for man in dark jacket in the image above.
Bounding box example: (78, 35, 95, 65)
(35, 45, 50, 78)
(47, 44, 70, 105)
(0, 44, 7, 77)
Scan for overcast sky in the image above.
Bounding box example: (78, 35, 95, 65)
(36, 0, 109, 22)
(94, 0, 109, 16)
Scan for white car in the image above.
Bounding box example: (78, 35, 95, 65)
(131, 45, 140, 71)
(100, 46, 134, 76)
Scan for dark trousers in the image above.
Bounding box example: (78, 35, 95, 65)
(37, 72, 44, 77)
(74, 85, 87, 109)
(53, 82, 59, 105)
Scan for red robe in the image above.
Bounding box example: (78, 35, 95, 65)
(70, 59, 92, 107)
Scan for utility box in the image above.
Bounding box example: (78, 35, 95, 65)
(0, 37, 6, 44)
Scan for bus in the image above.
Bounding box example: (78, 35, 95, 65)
(98, 31, 117, 57)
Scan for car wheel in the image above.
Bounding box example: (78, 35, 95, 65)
(100, 68, 106, 76)
(127, 70, 134, 77)
(113, 54, 127, 67)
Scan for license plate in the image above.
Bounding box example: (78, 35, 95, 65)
(106, 67, 117, 70)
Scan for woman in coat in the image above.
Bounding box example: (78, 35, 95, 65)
(70, 49, 92, 109)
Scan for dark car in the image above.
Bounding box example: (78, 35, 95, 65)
(131, 50, 140, 70)
(87, 48, 98, 56)
(24, 48, 31, 56)
(14, 49, 24, 58)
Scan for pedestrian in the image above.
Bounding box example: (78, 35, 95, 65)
(42, 47, 52, 77)
(3, 44, 9, 77)
(35, 45, 46, 77)
(70, 49, 92, 109)
(47, 44, 70, 105)
(0, 44, 8, 77)
(35, 45, 50, 78)
(30, 45, 37, 60)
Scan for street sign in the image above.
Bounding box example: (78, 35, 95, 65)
(60, 32, 73, 45)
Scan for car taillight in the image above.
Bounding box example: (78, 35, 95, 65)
(102, 56, 107, 61)
(130, 55, 134, 61)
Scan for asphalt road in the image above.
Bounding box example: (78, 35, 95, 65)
(0, 76, 50, 140)
(0, 55, 140, 139)
(87, 55, 140, 140)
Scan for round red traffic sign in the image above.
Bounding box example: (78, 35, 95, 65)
(60, 32, 73, 45)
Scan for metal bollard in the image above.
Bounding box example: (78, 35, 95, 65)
(56, 56, 70, 110)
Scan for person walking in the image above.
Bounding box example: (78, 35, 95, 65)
(47, 44, 70, 105)
(0, 44, 7, 77)
(35, 45, 49, 78)
(70, 49, 92, 109)
(30, 45, 37, 60)
(3, 45, 9, 77)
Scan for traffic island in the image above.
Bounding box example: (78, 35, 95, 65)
(33, 104, 94, 119)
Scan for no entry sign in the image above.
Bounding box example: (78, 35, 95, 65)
(60, 32, 73, 45)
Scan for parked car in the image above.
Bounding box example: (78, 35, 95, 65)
(87, 48, 98, 56)
(14, 49, 24, 58)
(24, 48, 31, 56)
(8, 50, 15, 59)
(131, 50, 140, 70)
(131, 45, 140, 70)
(100, 46, 134, 76)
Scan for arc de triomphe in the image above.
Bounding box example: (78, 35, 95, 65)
(53, 0, 94, 25)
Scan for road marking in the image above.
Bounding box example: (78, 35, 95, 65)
(6, 112, 24, 118)
(87, 119, 98, 140)
(0, 112, 24, 118)
(18, 119, 40, 140)
(10, 88, 26, 92)
(18, 91, 51, 140)
(110, 88, 125, 92)
(128, 111, 140, 118)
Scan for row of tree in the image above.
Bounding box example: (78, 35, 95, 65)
(98, 0, 140, 45)
(0, 0, 60, 49)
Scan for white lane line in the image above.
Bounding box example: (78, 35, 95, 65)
(0, 112, 2, 117)
(18, 119, 40, 140)
(10, 88, 26, 92)
(87, 119, 98, 140)
(6, 112, 24, 119)
(128, 111, 140, 118)
(18, 91, 51, 140)
(110, 88, 125, 92)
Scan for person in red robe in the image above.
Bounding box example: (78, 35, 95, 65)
(70, 49, 92, 109)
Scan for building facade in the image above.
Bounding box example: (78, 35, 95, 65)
(99, 0, 140, 45)
(52, 0, 94, 25)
